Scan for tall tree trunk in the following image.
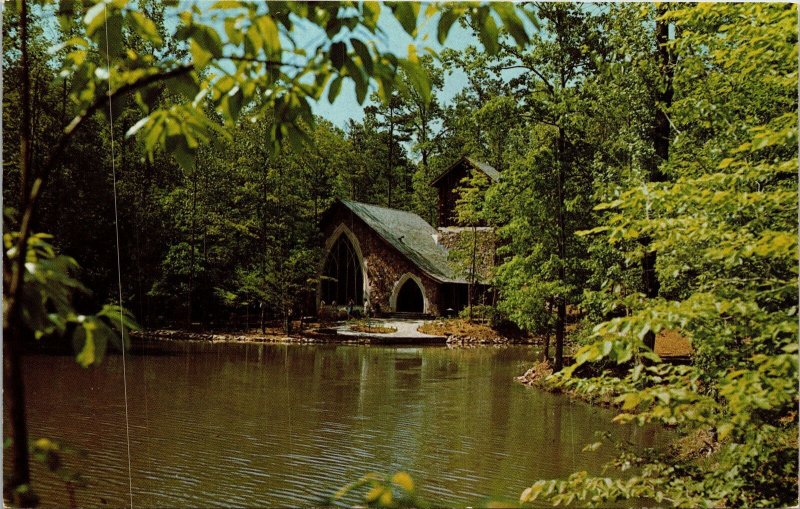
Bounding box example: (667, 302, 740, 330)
(555, 127, 567, 372)
(543, 299, 553, 362)
(283, 307, 292, 334)
(469, 225, 478, 322)
(202, 169, 209, 327)
(277, 164, 291, 334)
(552, 7, 569, 372)
(134, 196, 145, 327)
(653, 7, 674, 176)
(3, 334, 33, 504)
(142, 158, 154, 326)
(18, 7, 31, 215)
(387, 105, 395, 208)
(262, 157, 269, 333)
(187, 172, 196, 328)
(642, 6, 675, 351)
(5, 0, 33, 499)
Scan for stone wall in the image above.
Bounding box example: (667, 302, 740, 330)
(320, 205, 441, 315)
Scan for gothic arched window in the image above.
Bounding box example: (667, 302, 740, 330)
(321, 234, 363, 305)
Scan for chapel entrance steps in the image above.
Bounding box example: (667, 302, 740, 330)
(384, 312, 433, 320)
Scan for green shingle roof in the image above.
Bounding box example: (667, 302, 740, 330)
(465, 157, 500, 182)
(340, 200, 465, 283)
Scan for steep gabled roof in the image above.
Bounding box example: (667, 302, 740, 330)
(338, 200, 465, 283)
(430, 156, 500, 188)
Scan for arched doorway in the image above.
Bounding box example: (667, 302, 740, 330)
(396, 278, 424, 313)
(321, 233, 364, 305)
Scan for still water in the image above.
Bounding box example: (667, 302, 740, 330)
(14, 341, 665, 507)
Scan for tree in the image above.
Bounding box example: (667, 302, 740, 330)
(521, 4, 798, 507)
(576, 3, 666, 328)
(439, 45, 511, 169)
(464, 3, 603, 370)
(363, 94, 414, 209)
(396, 55, 445, 223)
(451, 169, 491, 322)
(640, 3, 677, 351)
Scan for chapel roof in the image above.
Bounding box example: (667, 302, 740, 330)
(429, 156, 500, 188)
(338, 200, 465, 284)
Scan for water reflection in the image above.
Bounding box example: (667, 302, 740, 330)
(8, 341, 665, 508)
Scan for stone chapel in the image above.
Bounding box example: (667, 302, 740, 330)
(318, 156, 497, 316)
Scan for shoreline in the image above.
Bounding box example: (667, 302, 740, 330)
(130, 326, 536, 347)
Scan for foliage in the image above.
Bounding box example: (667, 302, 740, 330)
(5, 1, 797, 508)
(148, 116, 326, 329)
(467, 4, 602, 366)
(48, 0, 534, 166)
(4, 0, 537, 503)
(522, 4, 798, 507)
(4, 436, 88, 507)
(4, 0, 536, 326)
(348, 321, 397, 335)
(490, 127, 564, 334)
(329, 471, 425, 509)
(457, 304, 502, 324)
(29, 438, 87, 490)
(450, 172, 488, 257)
(3, 231, 138, 367)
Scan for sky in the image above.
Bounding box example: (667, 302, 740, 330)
(309, 11, 477, 130)
(34, 2, 491, 130)
(180, 2, 484, 130)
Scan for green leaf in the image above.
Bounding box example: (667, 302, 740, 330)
(190, 40, 213, 70)
(257, 15, 281, 54)
(351, 39, 373, 75)
(640, 352, 662, 367)
(165, 128, 196, 171)
(407, 43, 418, 63)
(223, 17, 243, 45)
(477, 11, 499, 56)
(718, 157, 736, 169)
(134, 84, 161, 113)
(191, 24, 223, 61)
(345, 56, 369, 104)
(95, 11, 124, 57)
(166, 74, 200, 101)
(399, 59, 431, 106)
(74, 324, 95, 368)
(391, 471, 414, 492)
(392, 2, 420, 36)
(90, 319, 111, 365)
(128, 11, 163, 46)
(48, 36, 89, 55)
(717, 422, 734, 441)
(582, 441, 603, 452)
(437, 9, 459, 45)
(492, 3, 528, 47)
(84, 2, 107, 37)
(245, 23, 262, 54)
(330, 41, 346, 70)
(519, 5, 539, 29)
(617, 393, 641, 411)
(223, 86, 245, 122)
(363, 1, 381, 30)
(328, 75, 343, 103)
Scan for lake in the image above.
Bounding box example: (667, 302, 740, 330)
(11, 341, 666, 507)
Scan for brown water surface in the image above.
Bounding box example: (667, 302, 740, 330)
(11, 341, 665, 507)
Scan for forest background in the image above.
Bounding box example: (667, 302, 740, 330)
(3, 1, 797, 508)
